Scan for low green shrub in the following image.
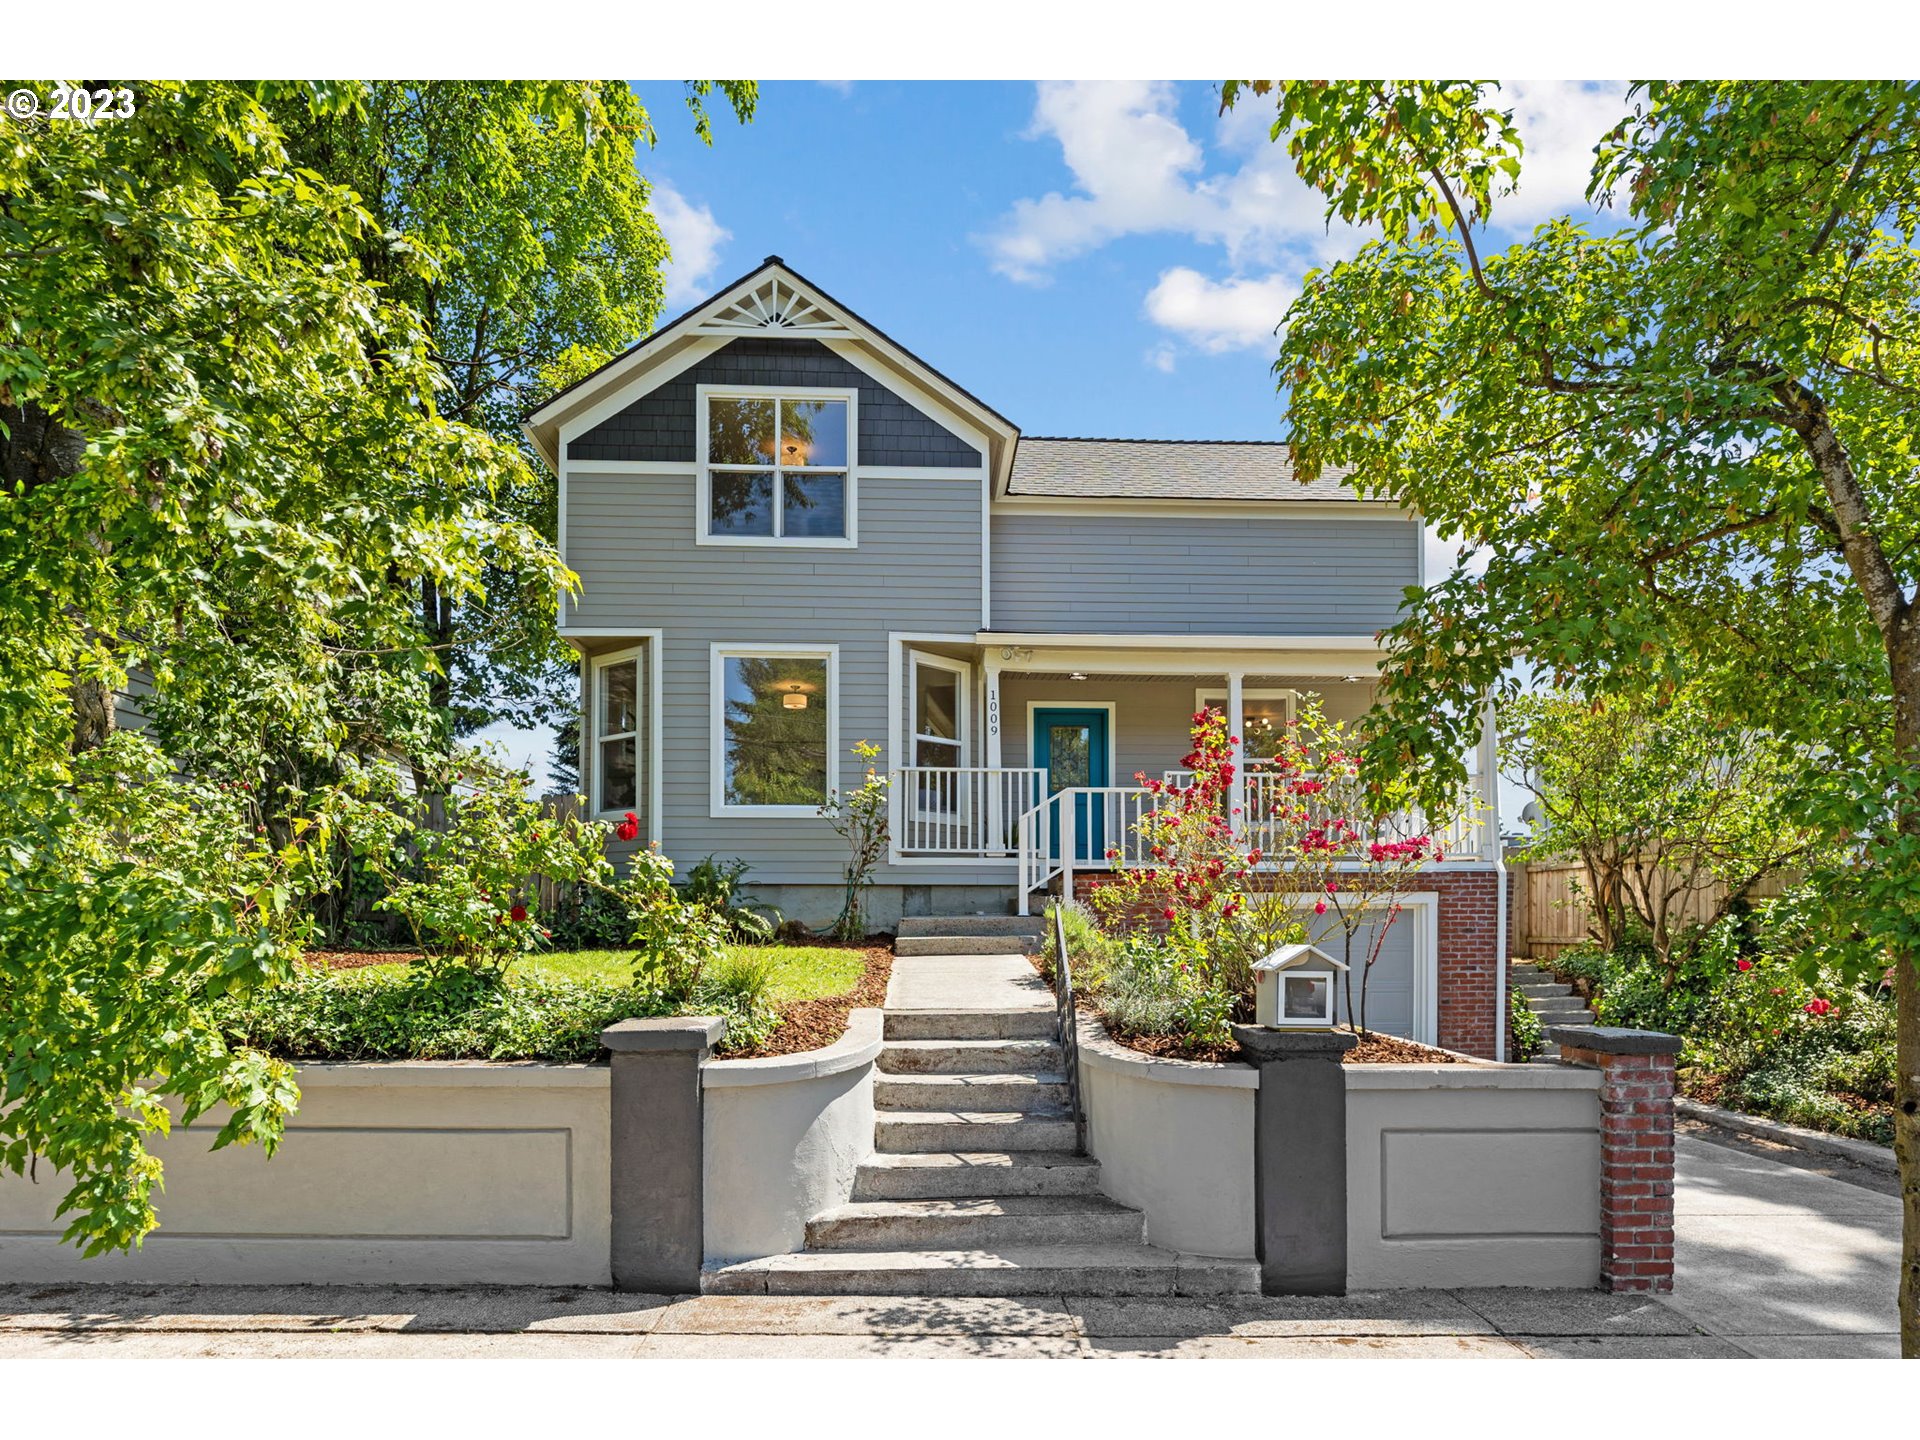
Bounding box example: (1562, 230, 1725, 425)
(1043, 899, 1118, 990)
(214, 959, 776, 1063)
(1509, 988, 1544, 1062)
(678, 854, 780, 942)
(1091, 931, 1237, 1047)
(1562, 897, 1895, 1144)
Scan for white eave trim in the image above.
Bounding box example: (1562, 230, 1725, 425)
(975, 632, 1388, 652)
(992, 495, 1410, 519)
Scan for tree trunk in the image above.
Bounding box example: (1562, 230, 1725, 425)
(1781, 382, 1918, 1357)
(70, 678, 115, 754)
(1891, 631, 1919, 1360)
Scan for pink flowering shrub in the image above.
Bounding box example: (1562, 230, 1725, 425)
(1257, 698, 1469, 1036)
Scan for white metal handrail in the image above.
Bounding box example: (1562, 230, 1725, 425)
(893, 765, 1044, 857)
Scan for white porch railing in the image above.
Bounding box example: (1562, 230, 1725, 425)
(1163, 769, 1490, 861)
(893, 766, 1491, 916)
(893, 766, 1044, 858)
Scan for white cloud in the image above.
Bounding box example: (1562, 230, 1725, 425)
(982, 81, 1353, 286)
(1143, 267, 1296, 354)
(985, 80, 1627, 360)
(1500, 81, 1634, 225)
(653, 180, 730, 308)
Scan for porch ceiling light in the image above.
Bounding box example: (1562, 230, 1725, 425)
(1068, 671, 1088, 681)
(781, 688, 808, 710)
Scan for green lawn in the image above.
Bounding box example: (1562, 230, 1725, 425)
(523, 943, 867, 1003)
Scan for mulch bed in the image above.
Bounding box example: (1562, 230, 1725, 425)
(725, 943, 893, 1059)
(1342, 1031, 1462, 1064)
(1103, 1022, 1463, 1065)
(303, 949, 420, 970)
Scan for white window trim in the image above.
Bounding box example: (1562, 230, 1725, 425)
(695, 383, 859, 549)
(710, 642, 841, 818)
(907, 650, 971, 768)
(1194, 685, 1298, 723)
(588, 636, 663, 844)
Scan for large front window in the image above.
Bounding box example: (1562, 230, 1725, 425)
(712, 646, 838, 814)
(701, 389, 853, 545)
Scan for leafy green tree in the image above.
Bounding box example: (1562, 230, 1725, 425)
(0, 81, 559, 1251)
(1221, 78, 1920, 1353)
(266, 81, 755, 744)
(1505, 688, 1817, 970)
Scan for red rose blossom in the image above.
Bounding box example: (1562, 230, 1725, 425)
(510, 904, 529, 923)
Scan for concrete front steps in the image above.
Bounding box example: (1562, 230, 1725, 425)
(1511, 959, 1597, 1063)
(702, 931, 1258, 1298)
(893, 914, 1044, 957)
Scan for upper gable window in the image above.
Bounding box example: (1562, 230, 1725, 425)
(698, 386, 856, 547)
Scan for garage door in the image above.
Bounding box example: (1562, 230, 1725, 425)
(1322, 909, 1426, 1043)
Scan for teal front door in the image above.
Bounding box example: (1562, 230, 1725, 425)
(1032, 707, 1110, 863)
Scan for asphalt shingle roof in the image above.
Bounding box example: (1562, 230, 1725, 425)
(1006, 437, 1360, 502)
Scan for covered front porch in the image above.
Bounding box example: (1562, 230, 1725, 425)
(887, 633, 1496, 912)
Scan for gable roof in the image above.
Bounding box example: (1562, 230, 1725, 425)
(524, 256, 1021, 481)
(1006, 437, 1360, 503)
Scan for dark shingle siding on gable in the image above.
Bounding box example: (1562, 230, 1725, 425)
(567, 337, 983, 468)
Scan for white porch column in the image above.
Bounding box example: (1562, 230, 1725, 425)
(1227, 670, 1247, 838)
(984, 656, 1005, 864)
(1475, 696, 1499, 859)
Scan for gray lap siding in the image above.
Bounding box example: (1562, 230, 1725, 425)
(566, 469, 985, 886)
(989, 512, 1420, 635)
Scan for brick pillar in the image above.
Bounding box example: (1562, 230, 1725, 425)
(1547, 1025, 1682, 1294)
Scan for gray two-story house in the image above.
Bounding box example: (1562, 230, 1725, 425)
(524, 257, 1509, 1057)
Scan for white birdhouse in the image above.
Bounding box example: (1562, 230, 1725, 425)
(1251, 942, 1347, 1028)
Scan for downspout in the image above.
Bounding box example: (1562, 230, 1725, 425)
(1484, 698, 1508, 1062)
(1494, 842, 1509, 1063)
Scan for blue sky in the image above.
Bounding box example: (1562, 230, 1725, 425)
(637, 80, 1629, 438)
(480, 80, 1632, 812)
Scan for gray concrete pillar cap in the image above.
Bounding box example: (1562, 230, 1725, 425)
(1543, 1024, 1681, 1056)
(1231, 1024, 1360, 1063)
(601, 1016, 728, 1052)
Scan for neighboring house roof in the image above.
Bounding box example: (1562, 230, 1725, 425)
(1006, 437, 1361, 503)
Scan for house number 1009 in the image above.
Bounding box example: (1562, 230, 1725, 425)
(987, 689, 999, 737)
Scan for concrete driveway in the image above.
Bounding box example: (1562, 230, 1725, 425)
(0, 1127, 1900, 1358)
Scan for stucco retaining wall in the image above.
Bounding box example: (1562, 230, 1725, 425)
(1076, 1015, 1258, 1259)
(0, 1062, 612, 1286)
(1346, 1064, 1603, 1289)
(702, 1008, 881, 1264)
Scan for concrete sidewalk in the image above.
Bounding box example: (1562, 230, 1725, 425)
(0, 1286, 1724, 1358)
(0, 1126, 1899, 1358)
(1668, 1127, 1901, 1357)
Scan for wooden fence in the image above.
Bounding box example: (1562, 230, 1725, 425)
(530, 794, 585, 918)
(1516, 858, 1792, 960)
